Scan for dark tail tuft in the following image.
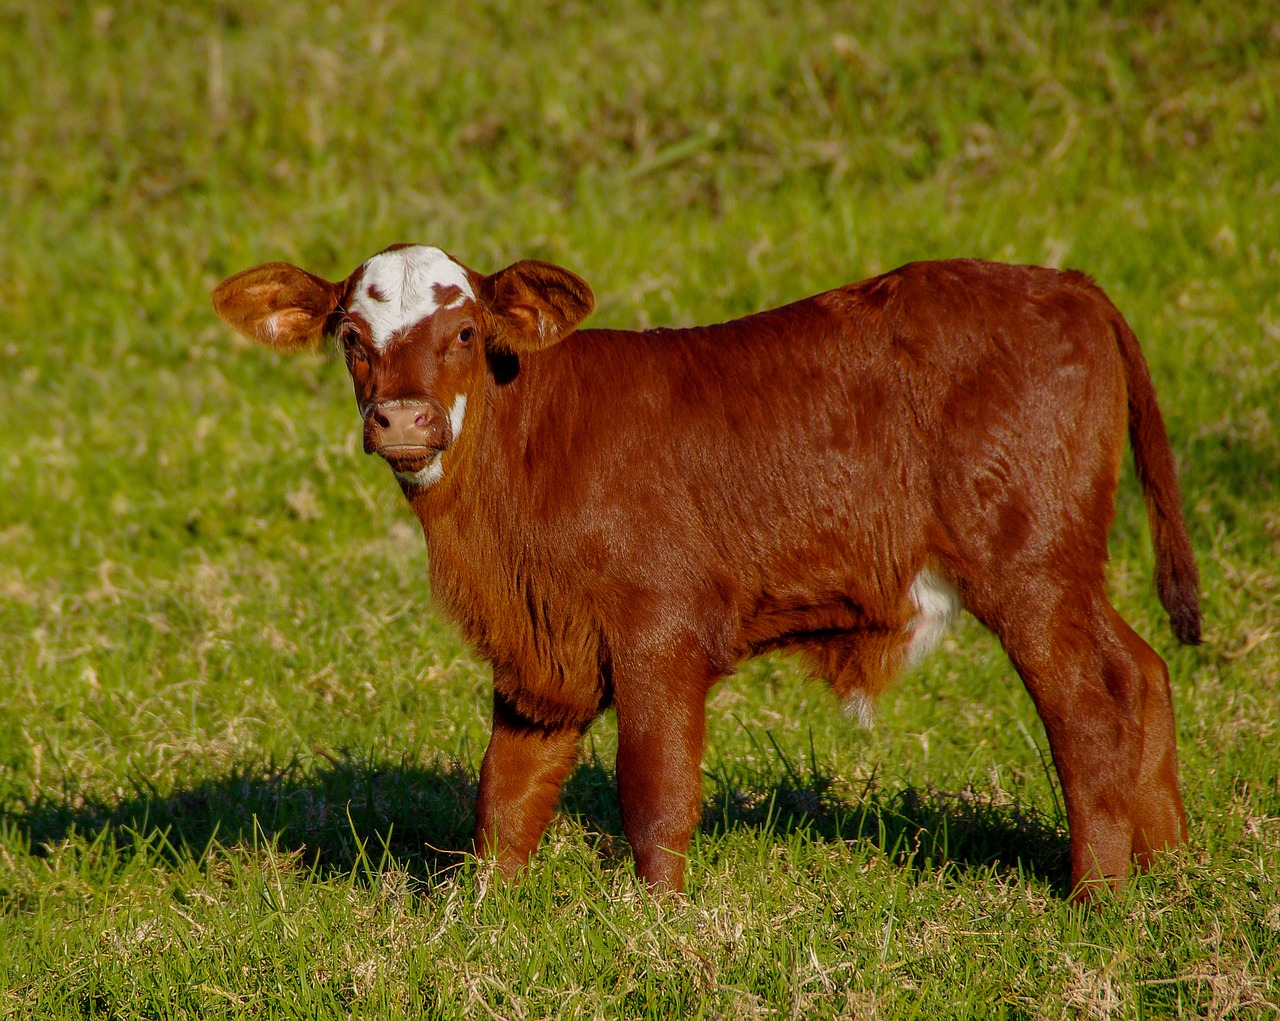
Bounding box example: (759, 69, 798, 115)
(1162, 583, 1202, 646)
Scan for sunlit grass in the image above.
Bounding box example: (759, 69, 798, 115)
(2, 1, 1278, 1017)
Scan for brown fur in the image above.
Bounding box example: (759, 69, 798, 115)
(213, 251, 1200, 901)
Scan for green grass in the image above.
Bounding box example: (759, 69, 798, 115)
(2, 0, 1278, 1017)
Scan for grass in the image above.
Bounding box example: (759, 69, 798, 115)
(2, 0, 1278, 1017)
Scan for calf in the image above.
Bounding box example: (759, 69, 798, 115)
(212, 247, 1200, 900)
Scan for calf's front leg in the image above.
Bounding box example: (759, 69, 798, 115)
(614, 677, 710, 894)
(474, 692, 585, 878)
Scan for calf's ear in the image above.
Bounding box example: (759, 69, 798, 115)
(211, 263, 341, 351)
(480, 260, 595, 353)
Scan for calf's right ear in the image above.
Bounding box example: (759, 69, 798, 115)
(211, 263, 341, 351)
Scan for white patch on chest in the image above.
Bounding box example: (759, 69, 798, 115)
(393, 394, 468, 489)
(905, 568, 962, 667)
(349, 246, 473, 350)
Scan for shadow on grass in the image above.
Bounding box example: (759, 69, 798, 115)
(695, 766, 1072, 896)
(3, 747, 1071, 895)
(4, 756, 479, 882)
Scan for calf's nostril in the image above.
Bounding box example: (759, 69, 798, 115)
(415, 414, 430, 430)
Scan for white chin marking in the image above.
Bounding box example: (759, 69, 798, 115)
(905, 568, 962, 668)
(350, 246, 474, 350)
(396, 456, 444, 489)
(393, 394, 467, 490)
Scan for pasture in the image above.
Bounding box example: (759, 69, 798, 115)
(1, 1, 1277, 1017)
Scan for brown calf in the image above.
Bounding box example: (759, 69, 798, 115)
(212, 247, 1200, 900)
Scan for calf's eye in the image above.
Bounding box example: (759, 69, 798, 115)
(458, 327, 474, 345)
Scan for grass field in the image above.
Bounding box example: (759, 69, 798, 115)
(2, 1, 1278, 1017)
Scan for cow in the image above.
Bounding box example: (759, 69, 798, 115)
(211, 245, 1200, 901)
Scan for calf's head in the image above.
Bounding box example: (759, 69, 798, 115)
(211, 244, 594, 487)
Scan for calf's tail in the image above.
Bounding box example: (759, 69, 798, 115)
(1114, 314, 1202, 644)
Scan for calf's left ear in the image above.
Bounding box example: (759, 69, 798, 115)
(211, 262, 341, 351)
(480, 260, 595, 353)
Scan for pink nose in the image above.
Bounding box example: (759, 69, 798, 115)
(364, 401, 448, 454)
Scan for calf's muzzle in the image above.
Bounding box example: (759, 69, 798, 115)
(363, 400, 450, 468)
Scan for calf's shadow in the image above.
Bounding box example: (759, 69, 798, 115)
(4, 752, 1070, 896)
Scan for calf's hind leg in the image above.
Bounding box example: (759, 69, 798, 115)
(1107, 604, 1187, 866)
(974, 585, 1185, 900)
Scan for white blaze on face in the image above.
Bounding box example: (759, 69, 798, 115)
(394, 394, 469, 489)
(349, 246, 474, 350)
